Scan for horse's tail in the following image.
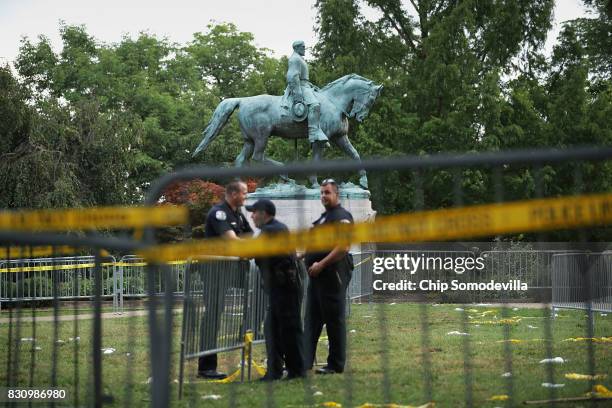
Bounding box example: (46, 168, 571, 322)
(192, 98, 241, 157)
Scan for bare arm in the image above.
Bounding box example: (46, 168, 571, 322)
(317, 245, 349, 270)
(221, 230, 240, 240)
(307, 244, 349, 278)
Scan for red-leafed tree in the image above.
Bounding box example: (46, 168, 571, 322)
(160, 178, 259, 239)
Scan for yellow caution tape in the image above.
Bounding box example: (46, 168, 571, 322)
(563, 337, 612, 343)
(496, 338, 544, 344)
(470, 317, 522, 325)
(488, 394, 509, 401)
(587, 384, 612, 398)
(139, 193, 612, 262)
(0, 262, 116, 273)
(565, 373, 608, 380)
(208, 367, 242, 384)
(207, 330, 267, 383)
(2, 245, 77, 259)
(0, 205, 187, 231)
(0, 259, 188, 273)
(471, 310, 495, 317)
(321, 403, 342, 408)
(356, 403, 435, 408)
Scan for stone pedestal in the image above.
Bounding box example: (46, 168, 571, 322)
(245, 182, 375, 253)
(245, 182, 375, 231)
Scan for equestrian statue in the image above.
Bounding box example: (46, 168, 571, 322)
(192, 40, 383, 189)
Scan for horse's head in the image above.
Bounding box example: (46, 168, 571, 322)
(320, 74, 383, 122)
(348, 79, 383, 122)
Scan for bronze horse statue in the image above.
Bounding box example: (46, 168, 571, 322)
(193, 74, 383, 188)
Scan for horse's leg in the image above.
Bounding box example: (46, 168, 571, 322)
(250, 135, 268, 164)
(235, 139, 254, 167)
(308, 141, 325, 188)
(250, 130, 293, 183)
(333, 135, 368, 189)
(263, 156, 295, 183)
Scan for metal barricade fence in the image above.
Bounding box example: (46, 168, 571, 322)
(116, 255, 186, 299)
(347, 250, 374, 301)
(0, 249, 126, 407)
(479, 250, 562, 290)
(178, 257, 252, 393)
(3, 147, 612, 408)
(179, 252, 368, 393)
(552, 252, 612, 313)
(0, 255, 116, 305)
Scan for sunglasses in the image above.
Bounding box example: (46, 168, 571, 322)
(321, 178, 337, 185)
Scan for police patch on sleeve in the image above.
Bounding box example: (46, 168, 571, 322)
(215, 210, 227, 221)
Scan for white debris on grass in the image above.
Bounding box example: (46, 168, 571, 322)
(102, 348, 116, 354)
(313, 391, 324, 397)
(447, 331, 470, 336)
(601, 313, 608, 317)
(56, 339, 65, 344)
(20, 337, 34, 342)
(363, 315, 372, 318)
(68, 337, 80, 342)
(512, 308, 519, 311)
(454, 308, 464, 311)
(527, 325, 538, 329)
(501, 372, 512, 378)
(34, 346, 42, 351)
(476, 303, 492, 306)
(539, 357, 564, 364)
(350, 329, 356, 333)
(389, 302, 397, 305)
(201, 394, 222, 400)
(542, 383, 565, 388)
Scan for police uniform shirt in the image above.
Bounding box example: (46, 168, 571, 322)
(256, 218, 296, 289)
(256, 218, 294, 269)
(304, 204, 353, 268)
(205, 201, 253, 238)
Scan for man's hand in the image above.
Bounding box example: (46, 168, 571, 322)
(308, 261, 324, 278)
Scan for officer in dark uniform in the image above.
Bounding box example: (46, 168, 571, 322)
(198, 180, 253, 379)
(246, 199, 305, 380)
(304, 179, 353, 375)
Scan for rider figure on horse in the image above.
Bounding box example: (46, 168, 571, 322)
(286, 40, 328, 145)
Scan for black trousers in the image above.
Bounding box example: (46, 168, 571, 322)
(304, 267, 348, 372)
(264, 286, 305, 378)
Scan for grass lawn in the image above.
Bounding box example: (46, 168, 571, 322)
(1, 303, 610, 407)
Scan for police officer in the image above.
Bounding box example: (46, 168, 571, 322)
(246, 199, 305, 380)
(304, 179, 353, 374)
(198, 180, 253, 379)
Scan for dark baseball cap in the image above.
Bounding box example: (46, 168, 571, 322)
(245, 199, 276, 216)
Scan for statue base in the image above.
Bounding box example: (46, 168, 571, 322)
(246, 181, 375, 231)
(245, 181, 376, 257)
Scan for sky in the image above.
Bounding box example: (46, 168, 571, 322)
(0, 0, 590, 65)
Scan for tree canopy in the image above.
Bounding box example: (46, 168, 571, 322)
(1, 1, 610, 240)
